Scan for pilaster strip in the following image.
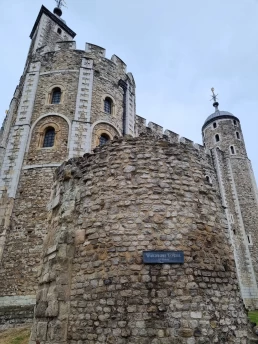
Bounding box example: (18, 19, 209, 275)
(69, 58, 93, 158)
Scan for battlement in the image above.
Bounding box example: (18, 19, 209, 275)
(135, 115, 208, 155)
(55, 40, 76, 51)
(85, 43, 106, 58)
(36, 41, 130, 77)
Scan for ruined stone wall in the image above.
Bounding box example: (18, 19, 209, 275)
(30, 134, 248, 344)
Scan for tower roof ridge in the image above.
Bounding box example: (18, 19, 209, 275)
(29, 5, 76, 39)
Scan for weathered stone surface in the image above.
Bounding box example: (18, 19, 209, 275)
(30, 135, 249, 343)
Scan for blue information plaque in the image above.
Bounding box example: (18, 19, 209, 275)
(143, 251, 184, 264)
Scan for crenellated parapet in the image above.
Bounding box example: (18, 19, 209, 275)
(135, 115, 208, 156)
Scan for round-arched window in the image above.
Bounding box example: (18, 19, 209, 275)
(215, 134, 220, 142)
(99, 133, 110, 146)
(104, 97, 112, 114)
(43, 127, 56, 147)
(51, 87, 62, 104)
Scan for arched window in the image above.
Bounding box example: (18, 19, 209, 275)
(230, 146, 235, 154)
(51, 87, 62, 104)
(236, 132, 240, 140)
(99, 133, 110, 146)
(43, 127, 56, 147)
(215, 134, 220, 142)
(213, 122, 217, 129)
(57, 28, 62, 35)
(233, 119, 237, 126)
(104, 97, 112, 114)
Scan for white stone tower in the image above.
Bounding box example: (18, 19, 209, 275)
(202, 88, 258, 309)
(0, 3, 136, 327)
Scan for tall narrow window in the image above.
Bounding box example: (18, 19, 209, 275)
(205, 175, 211, 184)
(236, 132, 240, 140)
(247, 234, 253, 245)
(233, 119, 237, 126)
(43, 127, 55, 147)
(57, 28, 62, 35)
(99, 133, 110, 146)
(104, 97, 112, 114)
(213, 122, 217, 129)
(51, 87, 61, 104)
(215, 134, 220, 142)
(230, 146, 235, 154)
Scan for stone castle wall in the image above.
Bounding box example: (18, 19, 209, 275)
(30, 134, 248, 344)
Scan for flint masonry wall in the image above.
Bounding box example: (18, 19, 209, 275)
(30, 134, 248, 344)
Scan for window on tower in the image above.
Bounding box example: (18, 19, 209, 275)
(215, 134, 220, 142)
(43, 127, 56, 148)
(236, 132, 240, 140)
(213, 122, 217, 129)
(205, 175, 212, 184)
(104, 97, 112, 114)
(51, 87, 62, 104)
(99, 133, 110, 146)
(57, 28, 62, 35)
(230, 146, 235, 155)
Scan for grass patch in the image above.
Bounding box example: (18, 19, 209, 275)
(0, 327, 31, 344)
(249, 311, 258, 325)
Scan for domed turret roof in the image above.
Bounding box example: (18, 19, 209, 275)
(202, 109, 239, 130)
(204, 110, 235, 124)
(203, 88, 239, 130)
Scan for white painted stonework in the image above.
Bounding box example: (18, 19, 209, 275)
(69, 58, 94, 157)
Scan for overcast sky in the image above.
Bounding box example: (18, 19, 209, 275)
(1, 0, 258, 180)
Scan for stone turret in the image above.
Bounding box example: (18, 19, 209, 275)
(202, 91, 258, 309)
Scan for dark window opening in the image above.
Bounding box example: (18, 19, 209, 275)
(213, 122, 217, 129)
(236, 132, 240, 139)
(43, 127, 55, 147)
(230, 146, 235, 154)
(215, 134, 220, 142)
(104, 97, 112, 114)
(205, 176, 211, 183)
(51, 87, 61, 104)
(247, 235, 251, 244)
(57, 28, 62, 35)
(99, 133, 110, 146)
(233, 120, 237, 125)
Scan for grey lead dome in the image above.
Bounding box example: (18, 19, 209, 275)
(202, 109, 239, 130)
(205, 110, 235, 124)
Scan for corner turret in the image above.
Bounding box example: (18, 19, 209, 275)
(202, 88, 258, 309)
